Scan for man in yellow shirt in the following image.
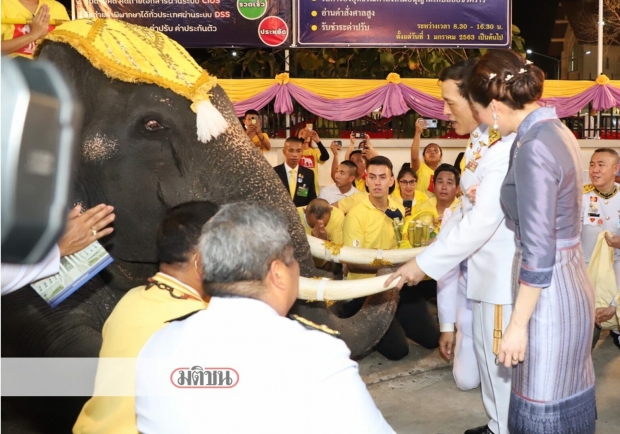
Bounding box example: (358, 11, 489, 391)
(410, 118, 443, 197)
(298, 198, 345, 275)
(349, 150, 368, 192)
(344, 156, 404, 280)
(343, 156, 439, 360)
(73, 201, 218, 434)
(243, 110, 271, 155)
(402, 163, 461, 245)
(298, 198, 344, 245)
(1, 0, 69, 58)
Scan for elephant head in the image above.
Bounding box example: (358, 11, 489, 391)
(1, 19, 398, 433)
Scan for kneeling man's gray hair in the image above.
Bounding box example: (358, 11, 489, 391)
(199, 202, 295, 298)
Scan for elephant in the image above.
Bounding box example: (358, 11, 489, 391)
(1, 32, 399, 433)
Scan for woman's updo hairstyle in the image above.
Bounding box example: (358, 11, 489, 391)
(468, 49, 545, 110)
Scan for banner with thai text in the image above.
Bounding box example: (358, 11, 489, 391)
(297, 0, 511, 48)
(72, 0, 291, 48)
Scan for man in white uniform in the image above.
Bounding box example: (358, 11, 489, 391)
(386, 59, 517, 434)
(135, 203, 394, 434)
(582, 148, 620, 348)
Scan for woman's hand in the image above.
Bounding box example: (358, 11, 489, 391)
(498, 321, 528, 368)
(58, 204, 115, 257)
(595, 305, 616, 326)
(30, 5, 51, 39)
(415, 118, 428, 135)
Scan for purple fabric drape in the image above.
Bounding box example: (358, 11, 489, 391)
(232, 85, 280, 117)
(541, 85, 619, 118)
(231, 81, 620, 122)
(398, 84, 447, 120)
(286, 83, 410, 121)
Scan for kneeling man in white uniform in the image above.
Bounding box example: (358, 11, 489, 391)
(135, 202, 394, 434)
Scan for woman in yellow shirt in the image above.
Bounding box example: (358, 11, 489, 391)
(298, 127, 329, 194)
(1, 0, 69, 58)
(410, 118, 443, 197)
(391, 167, 429, 217)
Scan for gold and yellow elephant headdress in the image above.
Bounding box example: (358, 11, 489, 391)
(43, 18, 227, 143)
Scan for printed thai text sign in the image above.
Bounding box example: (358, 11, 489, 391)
(297, 0, 511, 48)
(72, 0, 291, 48)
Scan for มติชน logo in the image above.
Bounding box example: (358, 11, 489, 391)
(170, 366, 239, 388)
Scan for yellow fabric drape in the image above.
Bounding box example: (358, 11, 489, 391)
(587, 231, 619, 331)
(218, 79, 275, 102)
(291, 79, 386, 99)
(400, 78, 443, 99)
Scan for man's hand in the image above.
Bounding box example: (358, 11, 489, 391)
(383, 258, 426, 290)
(311, 219, 329, 240)
(245, 124, 257, 137)
(466, 184, 479, 205)
(329, 141, 340, 154)
(30, 5, 51, 39)
(604, 232, 620, 249)
(498, 321, 528, 368)
(349, 132, 356, 146)
(58, 204, 115, 257)
(362, 137, 379, 159)
(595, 306, 617, 327)
(439, 332, 455, 361)
(415, 118, 428, 136)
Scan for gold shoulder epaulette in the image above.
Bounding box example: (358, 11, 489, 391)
(488, 128, 501, 147)
(583, 184, 596, 194)
(291, 314, 340, 337)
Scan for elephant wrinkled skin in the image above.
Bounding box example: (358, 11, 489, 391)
(1, 41, 398, 433)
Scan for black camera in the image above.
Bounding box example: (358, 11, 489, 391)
(1, 57, 81, 264)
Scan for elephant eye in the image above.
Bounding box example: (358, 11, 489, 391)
(143, 119, 164, 132)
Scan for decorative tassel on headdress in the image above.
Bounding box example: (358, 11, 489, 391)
(195, 99, 228, 143)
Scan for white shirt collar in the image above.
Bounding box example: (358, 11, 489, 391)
(284, 162, 298, 173)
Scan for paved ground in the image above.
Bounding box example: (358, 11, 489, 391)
(359, 330, 620, 434)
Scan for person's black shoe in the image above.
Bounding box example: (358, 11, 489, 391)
(464, 425, 494, 434)
(611, 332, 620, 350)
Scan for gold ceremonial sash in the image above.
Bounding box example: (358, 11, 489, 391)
(493, 304, 503, 359)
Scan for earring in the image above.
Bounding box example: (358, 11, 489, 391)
(492, 112, 499, 130)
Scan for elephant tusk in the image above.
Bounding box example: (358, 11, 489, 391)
(298, 275, 403, 301)
(306, 234, 426, 266)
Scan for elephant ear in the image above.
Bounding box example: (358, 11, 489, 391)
(37, 41, 92, 96)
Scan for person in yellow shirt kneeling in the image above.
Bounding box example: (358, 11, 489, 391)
(73, 201, 219, 434)
(298, 199, 345, 276)
(343, 156, 439, 360)
(401, 163, 461, 248)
